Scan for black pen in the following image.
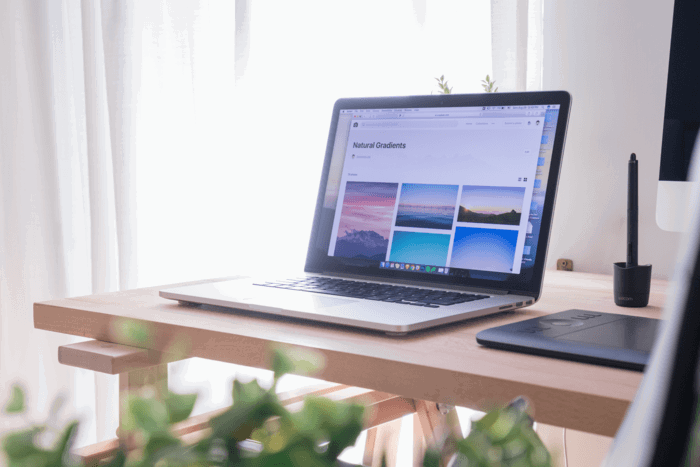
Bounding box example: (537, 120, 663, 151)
(627, 153, 638, 267)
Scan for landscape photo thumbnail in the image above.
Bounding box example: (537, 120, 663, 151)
(334, 181, 399, 261)
(395, 183, 459, 230)
(458, 185, 526, 226)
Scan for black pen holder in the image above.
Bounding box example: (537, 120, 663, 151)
(613, 262, 652, 307)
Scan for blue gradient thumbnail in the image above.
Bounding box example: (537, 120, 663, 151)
(450, 227, 518, 273)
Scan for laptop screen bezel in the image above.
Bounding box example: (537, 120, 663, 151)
(304, 91, 571, 300)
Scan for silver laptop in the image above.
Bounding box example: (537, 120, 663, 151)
(161, 92, 572, 335)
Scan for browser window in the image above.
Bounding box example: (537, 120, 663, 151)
(322, 105, 559, 277)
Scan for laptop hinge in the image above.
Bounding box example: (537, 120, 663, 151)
(316, 271, 509, 295)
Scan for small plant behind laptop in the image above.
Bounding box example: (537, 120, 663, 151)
(434, 74, 498, 94)
(435, 75, 453, 94)
(481, 75, 498, 93)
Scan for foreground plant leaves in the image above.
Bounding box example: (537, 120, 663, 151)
(2, 421, 81, 467)
(454, 402, 551, 467)
(3, 343, 552, 467)
(4, 385, 26, 414)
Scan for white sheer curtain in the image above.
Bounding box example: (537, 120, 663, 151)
(490, 0, 543, 91)
(2, 0, 536, 455)
(0, 0, 136, 445)
(135, 1, 495, 290)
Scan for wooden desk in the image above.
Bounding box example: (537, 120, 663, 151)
(34, 270, 667, 438)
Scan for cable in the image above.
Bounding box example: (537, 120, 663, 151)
(562, 428, 568, 467)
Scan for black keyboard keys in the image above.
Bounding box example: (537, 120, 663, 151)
(254, 277, 489, 308)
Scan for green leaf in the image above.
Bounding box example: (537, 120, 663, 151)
(271, 347, 324, 380)
(141, 431, 183, 464)
(259, 443, 325, 467)
(272, 348, 295, 380)
(487, 410, 517, 442)
(422, 448, 441, 467)
(49, 421, 79, 466)
(529, 444, 551, 466)
(101, 449, 127, 467)
(233, 379, 267, 407)
(111, 318, 152, 346)
(4, 385, 26, 414)
(2, 427, 44, 460)
(129, 395, 169, 433)
(209, 383, 284, 443)
(290, 397, 364, 461)
(119, 393, 138, 432)
(165, 391, 198, 424)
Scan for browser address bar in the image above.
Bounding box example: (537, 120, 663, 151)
(358, 120, 459, 129)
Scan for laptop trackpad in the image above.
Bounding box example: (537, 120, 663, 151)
(240, 290, 359, 310)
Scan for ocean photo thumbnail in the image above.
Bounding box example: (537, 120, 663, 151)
(334, 181, 399, 261)
(389, 231, 451, 266)
(458, 185, 526, 226)
(395, 183, 459, 230)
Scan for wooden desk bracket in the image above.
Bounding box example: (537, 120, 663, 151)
(58, 339, 457, 467)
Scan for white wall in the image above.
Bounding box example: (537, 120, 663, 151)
(542, 0, 682, 279)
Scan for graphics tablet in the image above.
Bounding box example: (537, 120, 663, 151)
(476, 309, 661, 371)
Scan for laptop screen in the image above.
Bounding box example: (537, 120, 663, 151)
(306, 93, 570, 297)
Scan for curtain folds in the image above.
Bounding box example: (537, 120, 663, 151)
(490, 0, 544, 92)
(0, 0, 133, 445)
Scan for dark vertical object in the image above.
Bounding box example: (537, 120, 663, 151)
(659, 0, 700, 182)
(627, 153, 638, 267)
(614, 153, 651, 307)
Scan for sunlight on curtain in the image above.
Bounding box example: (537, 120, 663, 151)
(130, 1, 492, 462)
(490, 0, 543, 91)
(0, 0, 139, 447)
(135, 1, 492, 288)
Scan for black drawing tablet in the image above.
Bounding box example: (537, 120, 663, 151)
(476, 309, 661, 371)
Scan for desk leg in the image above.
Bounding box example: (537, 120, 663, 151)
(413, 413, 427, 467)
(535, 423, 613, 467)
(563, 428, 613, 467)
(414, 400, 462, 466)
(535, 423, 565, 467)
(363, 418, 403, 467)
(118, 364, 168, 436)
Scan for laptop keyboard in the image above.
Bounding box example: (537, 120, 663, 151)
(253, 277, 490, 308)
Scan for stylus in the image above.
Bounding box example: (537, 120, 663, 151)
(627, 153, 638, 267)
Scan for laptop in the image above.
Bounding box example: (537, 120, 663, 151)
(160, 92, 572, 335)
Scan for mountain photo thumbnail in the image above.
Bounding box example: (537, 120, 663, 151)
(334, 229, 389, 261)
(333, 181, 398, 260)
(458, 206, 521, 225)
(458, 185, 526, 226)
